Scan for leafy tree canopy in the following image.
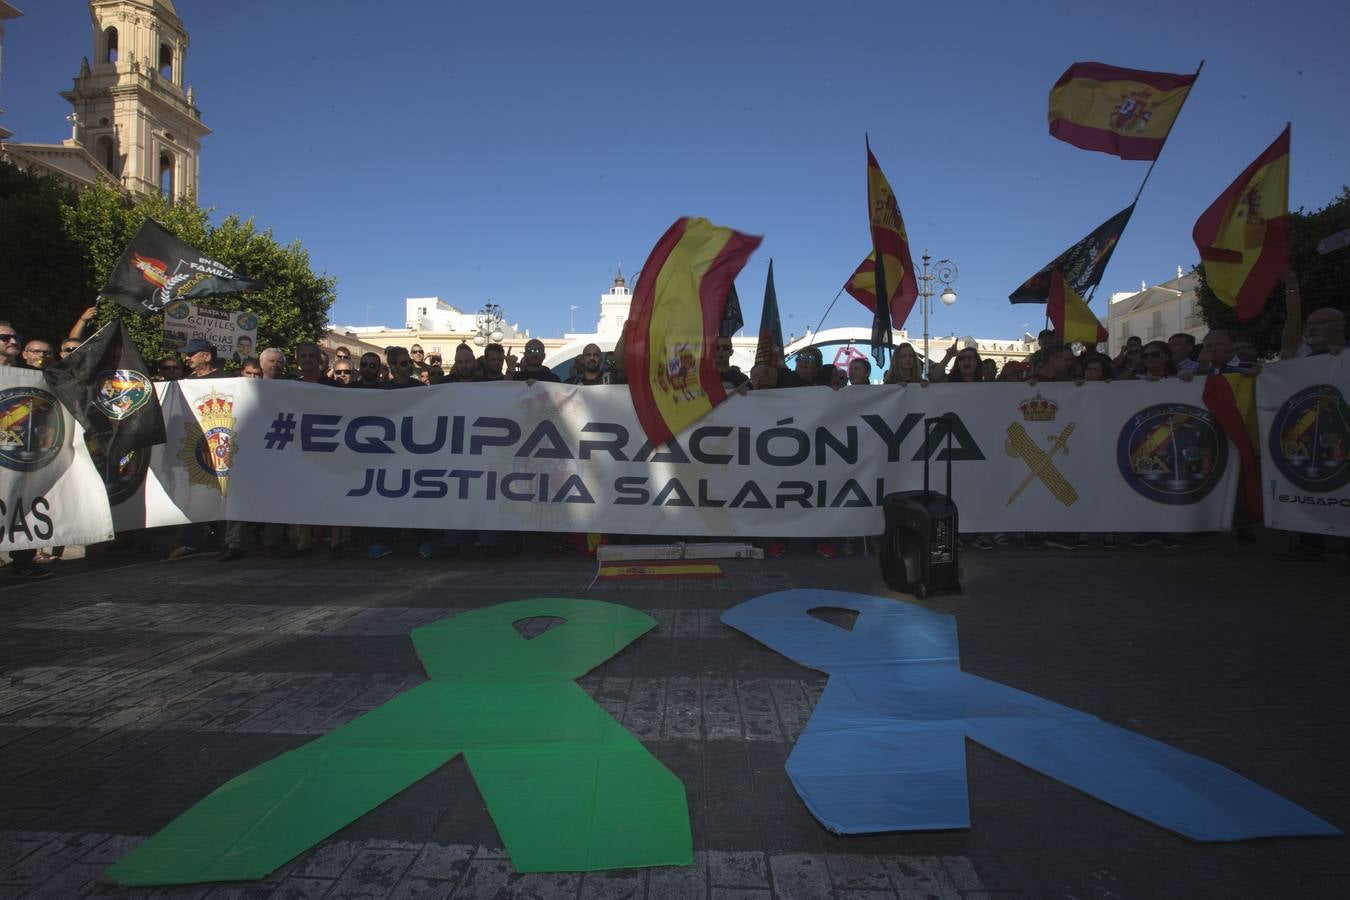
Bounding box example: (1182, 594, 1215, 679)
(1, 161, 336, 365)
(1197, 186, 1350, 351)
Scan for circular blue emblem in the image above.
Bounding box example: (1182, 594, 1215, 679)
(0, 387, 66, 472)
(163, 300, 191, 320)
(86, 434, 150, 506)
(1268, 384, 1350, 494)
(93, 369, 153, 420)
(1117, 402, 1228, 505)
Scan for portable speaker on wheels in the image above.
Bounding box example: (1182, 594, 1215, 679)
(880, 414, 961, 598)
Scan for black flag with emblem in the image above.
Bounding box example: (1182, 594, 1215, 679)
(43, 317, 166, 463)
(719, 283, 744, 339)
(1009, 203, 1135, 303)
(101, 219, 263, 314)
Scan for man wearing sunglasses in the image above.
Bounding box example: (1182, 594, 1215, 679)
(352, 352, 385, 388)
(0, 323, 21, 367)
(510, 339, 561, 384)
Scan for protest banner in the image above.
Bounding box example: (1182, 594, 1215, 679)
(162, 300, 259, 362)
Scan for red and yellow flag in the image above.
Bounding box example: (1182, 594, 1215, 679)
(865, 139, 919, 362)
(843, 251, 881, 311)
(626, 217, 762, 447)
(1047, 268, 1108, 345)
(1048, 62, 1197, 161)
(1192, 125, 1290, 323)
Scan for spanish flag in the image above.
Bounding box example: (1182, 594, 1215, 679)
(843, 251, 880, 311)
(1048, 62, 1197, 161)
(865, 138, 919, 364)
(626, 217, 762, 448)
(1047, 268, 1108, 345)
(1192, 125, 1291, 323)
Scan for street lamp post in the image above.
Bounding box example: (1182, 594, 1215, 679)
(473, 302, 506, 347)
(918, 251, 958, 376)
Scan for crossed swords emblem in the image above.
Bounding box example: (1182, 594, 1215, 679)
(1005, 421, 1078, 507)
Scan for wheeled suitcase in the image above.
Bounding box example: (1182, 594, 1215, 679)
(879, 414, 961, 598)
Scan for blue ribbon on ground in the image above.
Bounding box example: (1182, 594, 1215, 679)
(722, 589, 1340, 841)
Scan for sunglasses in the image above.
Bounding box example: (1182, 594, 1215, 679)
(360, 361, 380, 368)
(333, 369, 354, 376)
(1142, 351, 1164, 359)
(0, 333, 20, 342)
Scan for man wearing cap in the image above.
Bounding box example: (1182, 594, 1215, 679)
(182, 338, 225, 378)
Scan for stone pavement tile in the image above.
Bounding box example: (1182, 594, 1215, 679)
(503, 871, 581, 899)
(700, 678, 741, 741)
(622, 678, 666, 742)
(388, 876, 457, 900)
(21, 860, 103, 899)
(734, 681, 781, 743)
(406, 842, 473, 881)
(705, 850, 768, 888)
(576, 870, 643, 900)
(453, 856, 514, 898)
(658, 677, 701, 741)
(324, 846, 418, 898)
(878, 856, 961, 899)
(645, 853, 707, 900)
(945, 855, 1016, 892)
(824, 854, 890, 892)
(1, 831, 107, 884)
(708, 890, 770, 900)
(290, 840, 366, 880)
(266, 877, 336, 900)
(77, 831, 145, 864)
(766, 853, 832, 900)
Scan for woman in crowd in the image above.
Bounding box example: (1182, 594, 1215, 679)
(884, 342, 925, 384)
(945, 347, 984, 383)
(1138, 340, 1177, 380)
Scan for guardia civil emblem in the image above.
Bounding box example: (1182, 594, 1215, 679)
(176, 391, 236, 494)
(1117, 403, 1228, 505)
(0, 387, 65, 472)
(93, 369, 154, 420)
(1268, 384, 1350, 494)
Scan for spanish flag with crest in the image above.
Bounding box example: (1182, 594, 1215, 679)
(864, 138, 919, 364)
(1047, 268, 1108, 345)
(1048, 62, 1197, 161)
(1192, 125, 1290, 323)
(626, 217, 762, 448)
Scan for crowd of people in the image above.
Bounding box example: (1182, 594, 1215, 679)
(2, 271, 1344, 574)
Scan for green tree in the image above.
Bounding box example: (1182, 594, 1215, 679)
(61, 183, 336, 365)
(1196, 186, 1350, 351)
(0, 162, 96, 342)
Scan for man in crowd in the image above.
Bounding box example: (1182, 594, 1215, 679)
(569, 343, 608, 386)
(20, 338, 54, 369)
(296, 342, 338, 386)
(59, 338, 83, 361)
(155, 356, 183, 380)
(443, 344, 479, 383)
(331, 357, 355, 385)
(352, 351, 383, 387)
(240, 357, 264, 379)
(716, 338, 749, 394)
(511, 339, 561, 383)
(183, 338, 225, 378)
(1168, 333, 1200, 375)
(478, 343, 508, 381)
(409, 344, 427, 375)
(0, 322, 21, 367)
(385, 347, 424, 389)
(258, 348, 287, 380)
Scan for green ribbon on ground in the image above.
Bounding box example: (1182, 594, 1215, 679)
(106, 598, 691, 885)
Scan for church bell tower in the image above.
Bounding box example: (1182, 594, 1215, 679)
(61, 0, 209, 199)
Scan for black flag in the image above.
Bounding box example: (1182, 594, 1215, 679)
(101, 219, 262, 314)
(43, 317, 166, 461)
(1009, 203, 1135, 303)
(719, 283, 744, 339)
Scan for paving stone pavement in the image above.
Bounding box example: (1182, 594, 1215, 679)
(1, 533, 1347, 898)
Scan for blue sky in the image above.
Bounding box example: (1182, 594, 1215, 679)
(3, 1, 1347, 342)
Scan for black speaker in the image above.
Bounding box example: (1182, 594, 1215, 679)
(880, 415, 962, 598)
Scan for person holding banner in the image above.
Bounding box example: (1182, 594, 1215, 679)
(182, 338, 225, 379)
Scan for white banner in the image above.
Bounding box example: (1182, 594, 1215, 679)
(1257, 354, 1350, 536)
(0, 368, 115, 552)
(102, 377, 1243, 537)
(162, 300, 259, 363)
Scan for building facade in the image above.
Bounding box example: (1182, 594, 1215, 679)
(0, 0, 207, 199)
(1105, 269, 1205, 355)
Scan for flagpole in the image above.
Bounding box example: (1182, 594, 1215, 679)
(1130, 59, 1205, 208)
(808, 286, 847, 344)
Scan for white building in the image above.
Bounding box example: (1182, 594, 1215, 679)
(1105, 268, 1205, 355)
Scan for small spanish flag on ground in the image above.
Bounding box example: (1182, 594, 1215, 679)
(1048, 62, 1197, 161)
(598, 561, 724, 580)
(1047, 268, 1108, 345)
(1192, 125, 1291, 323)
(626, 217, 762, 448)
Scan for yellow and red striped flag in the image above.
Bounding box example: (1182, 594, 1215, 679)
(1048, 62, 1197, 161)
(1047, 268, 1107, 345)
(864, 138, 919, 364)
(1192, 125, 1291, 323)
(626, 217, 762, 447)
